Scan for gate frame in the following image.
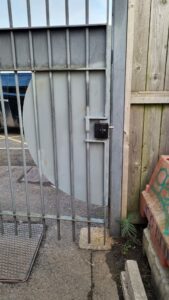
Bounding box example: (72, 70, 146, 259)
(0, 0, 136, 238)
(109, 0, 135, 236)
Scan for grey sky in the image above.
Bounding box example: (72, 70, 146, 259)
(0, 0, 109, 28)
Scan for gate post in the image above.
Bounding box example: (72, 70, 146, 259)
(109, 0, 128, 236)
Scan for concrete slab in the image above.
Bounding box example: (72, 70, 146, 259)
(120, 271, 130, 300)
(0, 224, 92, 300)
(79, 227, 113, 250)
(143, 228, 169, 300)
(125, 260, 147, 300)
(92, 252, 119, 300)
(0, 166, 119, 300)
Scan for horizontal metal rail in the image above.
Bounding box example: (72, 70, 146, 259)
(0, 24, 107, 32)
(0, 68, 106, 72)
(0, 211, 104, 224)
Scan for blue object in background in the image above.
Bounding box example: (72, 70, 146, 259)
(0, 73, 32, 130)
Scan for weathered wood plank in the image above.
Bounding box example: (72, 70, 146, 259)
(146, 0, 169, 91)
(121, 0, 135, 220)
(164, 26, 169, 89)
(159, 105, 169, 155)
(132, 0, 151, 91)
(160, 51, 169, 155)
(131, 91, 169, 104)
(159, 46, 169, 155)
(128, 105, 144, 214)
(140, 105, 162, 191)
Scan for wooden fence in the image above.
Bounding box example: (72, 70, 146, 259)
(127, 0, 169, 222)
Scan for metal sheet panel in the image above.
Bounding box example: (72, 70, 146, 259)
(14, 31, 31, 69)
(32, 31, 49, 69)
(71, 72, 87, 201)
(70, 29, 85, 67)
(0, 27, 106, 70)
(51, 30, 67, 67)
(89, 27, 106, 68)
(0, 32, 12, 70)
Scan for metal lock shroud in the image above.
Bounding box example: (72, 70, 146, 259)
(94, 123, 109, 139)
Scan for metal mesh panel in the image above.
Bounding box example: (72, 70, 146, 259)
(0, 223, 43, 282)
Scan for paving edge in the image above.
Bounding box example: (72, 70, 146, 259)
(143, 228, 169, 300)
(120, 271, 130, 300)
(121, 260, 147, 300)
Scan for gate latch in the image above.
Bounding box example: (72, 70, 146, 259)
(94, 123, 109, 139)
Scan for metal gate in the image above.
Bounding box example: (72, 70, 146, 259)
(0, 0, 112, 247)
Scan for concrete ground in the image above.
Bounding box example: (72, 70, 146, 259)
(0, 223, 119, 300)
(0, 134, 119, 300)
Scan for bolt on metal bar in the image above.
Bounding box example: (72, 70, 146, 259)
(65, 0, 76, 241)
(85, 0, 91, 244)
(45, 0, 61, 239)
(0, 75, 17, 235)
(14, 72, 32, 238)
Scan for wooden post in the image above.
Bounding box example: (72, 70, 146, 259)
(110, 0, 128, 236)
(121, 0, 135, 219)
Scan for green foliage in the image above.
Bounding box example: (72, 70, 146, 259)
(121, 239, 135, 255)
(120, 215, 137, 241)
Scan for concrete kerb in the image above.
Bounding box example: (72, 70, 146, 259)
(143, 227, 169, 300)
(121, 260, 147, 300)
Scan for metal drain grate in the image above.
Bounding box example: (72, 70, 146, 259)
(0, 223, 43, 283)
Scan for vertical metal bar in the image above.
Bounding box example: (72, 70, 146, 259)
(65, 0, 76, 241)
(32, 72, 46, 230)
(103, 0, 112, 244)
(45, 0, 61, 240)
(45, 0, 50, 26)
(7, 0, 13, 28)
(85, 0, 91, 244)
(0, 75, 17, 235)
(107, 0, 110, 25)
(26, 0, 31, 28)
(15, 73, 32, 237)
(6, 0, 18, 235)
(26, 1, 46, 231)
(7, 3, 32, 236)
(0, 110, 4, 234)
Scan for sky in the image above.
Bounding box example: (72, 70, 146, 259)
(0, 0, 110, 28)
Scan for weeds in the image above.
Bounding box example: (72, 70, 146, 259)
(120, 215, 141, 255)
